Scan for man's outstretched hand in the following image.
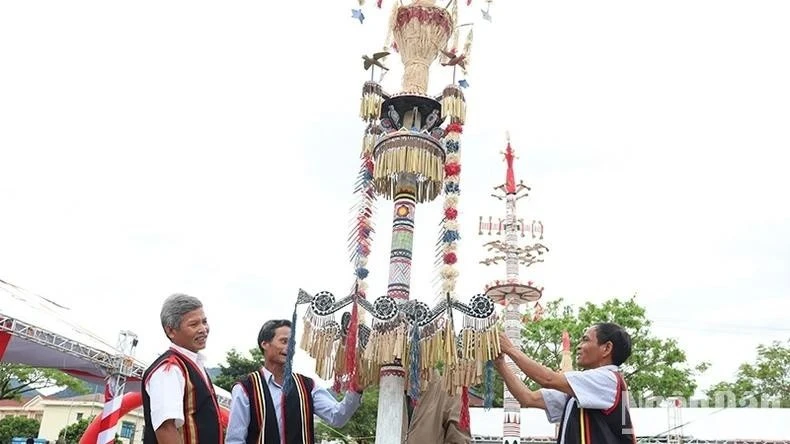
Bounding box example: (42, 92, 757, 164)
(498, 330, 518, 356)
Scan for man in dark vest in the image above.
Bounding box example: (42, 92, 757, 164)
(142, 293, 224, 444)
(494, 322, 635, 444)
(225, 319, 363, 444)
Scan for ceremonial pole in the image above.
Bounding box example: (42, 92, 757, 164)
(479, 136, 549, 444)
(295, 3, 503, 444)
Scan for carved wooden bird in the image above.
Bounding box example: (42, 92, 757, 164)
(440, 49, 467, 70)
(362, 51, 390, 71)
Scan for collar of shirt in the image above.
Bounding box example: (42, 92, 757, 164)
(169, 343, 208, 370)
(260, 367, 283, 389)
(597, 364, 619, 372)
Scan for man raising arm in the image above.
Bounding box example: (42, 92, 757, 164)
(494, 322, 636, 444)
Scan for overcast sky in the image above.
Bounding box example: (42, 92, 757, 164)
(1, 0, 788, 396)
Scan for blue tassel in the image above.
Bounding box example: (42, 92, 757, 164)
(442, 230, 460, 243)
(355, 267, 369, 279)
(408, 323, 421, 404)
(444, 182, 460, 194)
(445, 140, 460, 153)
(282, 303, 298, 395)
(484, 360, 494, 410)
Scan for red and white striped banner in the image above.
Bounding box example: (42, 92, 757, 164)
(96, 382, 123, 444)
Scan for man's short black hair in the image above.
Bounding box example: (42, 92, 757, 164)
(257, 319, 292, 350)
(593, 322, 632, 366)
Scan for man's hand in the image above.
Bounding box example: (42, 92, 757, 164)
(493, 350, 507, 369)
(154, 419, 181, 444)
(349, 375, 366, 394)
(499, 330, 517, 355)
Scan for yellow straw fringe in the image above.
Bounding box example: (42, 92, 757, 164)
(372, 144, 444, 203)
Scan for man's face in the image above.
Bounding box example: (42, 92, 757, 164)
(576, 326, 612, 369)
(166, 308, 209, 353)
(261, 326, 290, 365)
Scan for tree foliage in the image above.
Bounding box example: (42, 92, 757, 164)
(706, 338, 789, 408)
(514, 297, 707, 406)
(316, 388, 378, 444)
(215, 348, 263, 392)
(0, 363, 88, 401)
(58, 415, 93, 443)
(0, 415, 40, 443)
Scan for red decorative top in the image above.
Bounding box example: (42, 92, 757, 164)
(504, 142, 516, 194)
(394, 6, 452, 36)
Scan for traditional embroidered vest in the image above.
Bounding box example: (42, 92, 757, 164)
(238, 369, 316, 444)
(142, 348, 224, 444)
(557, 371, 636, 444)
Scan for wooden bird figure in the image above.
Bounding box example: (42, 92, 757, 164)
(362, 51, 390, 71)
(440, 49, 467, 71)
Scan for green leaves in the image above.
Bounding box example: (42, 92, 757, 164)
(0, 415, 40, 443)
(214, 348, 263, 392)
(705, 339, 789, 407)
(58, 415, 94, 443)
(0, 363, 88, 400)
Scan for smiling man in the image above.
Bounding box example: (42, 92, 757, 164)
(494, 322, 635, 444)
(141, 294, 224, 444)
(225, 319, 363, 444)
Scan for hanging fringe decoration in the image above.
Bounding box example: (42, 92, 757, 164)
(332, 334, 346, 392)
(360, 82, 383, 121)
(372, 138, 446, 203)
(349, 106, 380, 300)
(446, 0, 460, 59)
(364, 320, 407, 365)
(435, 122, 463, 300)
(460, 385, 470, 431)
(408, 321, 421, 405)
(300, 293, 342, 379)
(460, 27, 473, 76)
(282, 303, 299, 395)
(344, 299, 360, 391)
(483, 359, 494, 410)
(440, 86, 466, 123)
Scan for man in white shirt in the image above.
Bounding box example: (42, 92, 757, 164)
(225, 319, 363, 444)
(494, 322, 635, 444)
(141, 294, 224, 444)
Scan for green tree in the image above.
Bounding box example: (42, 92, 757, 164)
(0, 363, 87, 400)
(215, 348, 263, 392)
(511, 297, 707, 406)
(0, 415, 40, 443)
(58, 415, 93, 444)
(316, 387, 378, 444)
(706, 339, 789, 408)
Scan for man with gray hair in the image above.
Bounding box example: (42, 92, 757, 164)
(141, 294, 224, 444)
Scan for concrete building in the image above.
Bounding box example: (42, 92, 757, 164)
(0, 394, 144, 443)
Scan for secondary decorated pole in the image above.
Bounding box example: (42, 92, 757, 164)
(478, 135, 549, 444)
(291, 2, 501, 444)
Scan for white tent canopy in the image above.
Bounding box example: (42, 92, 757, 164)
(0, 279, 231, 406)
(469, 407, 790, 440)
